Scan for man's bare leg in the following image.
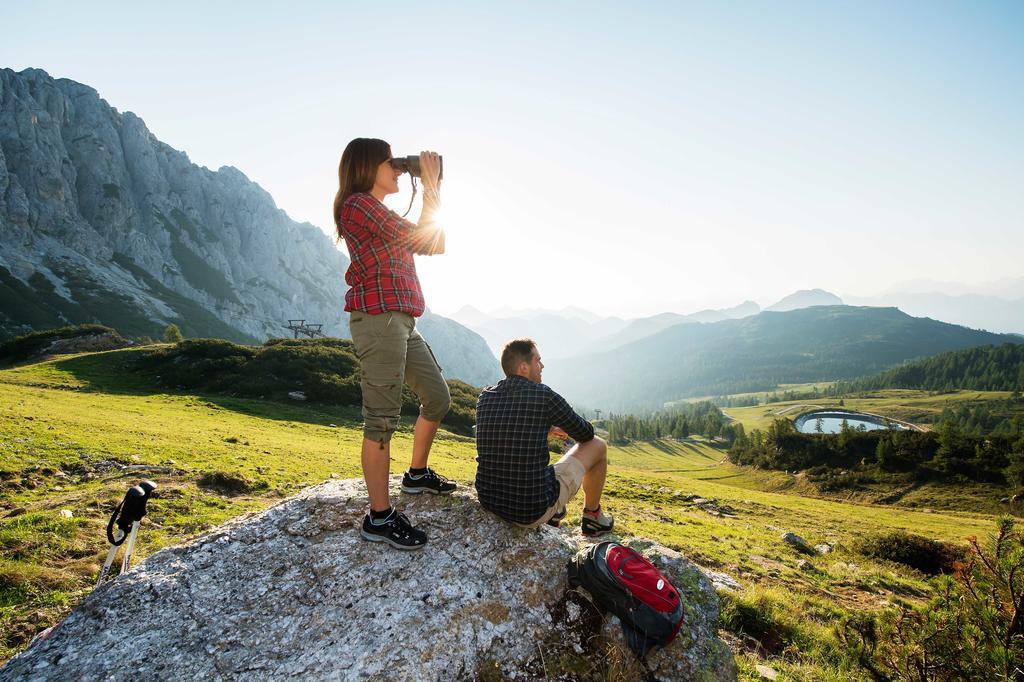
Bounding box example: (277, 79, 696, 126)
(410, 416, 440, 470)
(362, 437, 391, 512)
(568, 436, 608, 510)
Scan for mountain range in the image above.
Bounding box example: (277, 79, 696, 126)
(449, 300, 762, 359)
(451, 291, 848, 360)
(3, 67, 1019, 399)
(542, 305, 1023, 412)
(764, 288, 843, 312)
(844, 291, 1024, 335)
(0, 68, 499, 386)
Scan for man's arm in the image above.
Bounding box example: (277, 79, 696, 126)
(547, 390, 594, 443)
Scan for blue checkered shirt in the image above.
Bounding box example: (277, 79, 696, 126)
(474, 375, 595, 524)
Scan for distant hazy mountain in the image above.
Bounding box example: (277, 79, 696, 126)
(592, 312, 688, 352)
(558, 306, 604, 324)
(765, 289, 843, 312)
(448, 305, 492, 328)
(464, 313, 628, 360)
(686, 300, 761, 323)
(417, 311, 501, 387)
(543, 305, 1022, 412)
(845, 292, 1024, 335)
(456, 301, 761, 360)
(485, 305, 604, 323)
(581, 300, 761, 354)
(878, 277, 1024, 300)
(449, 306, 615, 359)
(0, 68, 496, 385)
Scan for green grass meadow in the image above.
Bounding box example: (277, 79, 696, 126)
(0, 349, 1012, 678)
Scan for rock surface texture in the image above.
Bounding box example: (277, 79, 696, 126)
(0, 68, 498, 386)
(1, 479, 735, 681)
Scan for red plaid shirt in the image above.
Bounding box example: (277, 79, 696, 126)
(339, 193, 445, 317)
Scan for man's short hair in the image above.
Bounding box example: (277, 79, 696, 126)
(501, 338, 536, 377)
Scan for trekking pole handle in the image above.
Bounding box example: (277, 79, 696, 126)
(106, 481, 155, 545)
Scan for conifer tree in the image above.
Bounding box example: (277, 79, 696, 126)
(163, 323, 183, 343)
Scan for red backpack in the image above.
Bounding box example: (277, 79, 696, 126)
(567, 541, 685, 657)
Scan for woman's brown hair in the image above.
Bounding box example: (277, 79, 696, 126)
(333, 138, 392, 239)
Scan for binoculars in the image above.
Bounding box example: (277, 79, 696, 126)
(390, 155, 443, 180)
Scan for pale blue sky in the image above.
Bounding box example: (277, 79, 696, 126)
(5, 2, 1022, 317)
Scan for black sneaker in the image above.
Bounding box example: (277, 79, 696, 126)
(401, 467, 457, 495)
(360, 510, 427, 550)
(581, 507, 614, 537)
(546, 507, 567, 527)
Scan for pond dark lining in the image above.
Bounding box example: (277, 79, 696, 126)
(793, 410, 909, 434)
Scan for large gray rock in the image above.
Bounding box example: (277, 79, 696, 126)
(2, 478, 735, 681)
(0, 67, 497, 386)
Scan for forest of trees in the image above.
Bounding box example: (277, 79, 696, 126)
(715, 344, 1023, 414)
(729, 417, 1024, 489)
(711, 395, 760, 408)
(837, 343, 1024, 394)
(605, 401, 743, 444)
(933, 399, 1024, 437)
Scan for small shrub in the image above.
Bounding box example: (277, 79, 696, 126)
(133, 337, 478, 436)
(856, 517, 1024, 680)
(305, 372, 362, 405)
(197, 471, 262, 496)
(171, 338, 255, 361)
(854, 530, 965, 575)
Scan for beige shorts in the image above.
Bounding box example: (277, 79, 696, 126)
(516, 453, 587, 529)
(349, 311, 451, 445)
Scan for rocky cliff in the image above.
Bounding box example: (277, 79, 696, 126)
(0, 68, 499, 386)
(1, 478, 736, 681)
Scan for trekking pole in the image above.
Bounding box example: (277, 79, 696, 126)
(96, 481, 157, 586)
(120, 480, 156, 573)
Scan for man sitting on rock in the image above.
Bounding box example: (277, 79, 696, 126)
(475, 338, 613, 536)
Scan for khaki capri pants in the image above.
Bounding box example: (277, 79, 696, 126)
(349, 311, 451, 445)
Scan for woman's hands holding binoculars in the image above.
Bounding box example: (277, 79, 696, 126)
(419, 151, 442, 205)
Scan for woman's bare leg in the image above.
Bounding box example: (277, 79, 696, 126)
(411, 416, 441, 470)
(362, 437, 392, 512)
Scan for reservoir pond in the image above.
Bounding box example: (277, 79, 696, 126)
(794, 411, 907, 434)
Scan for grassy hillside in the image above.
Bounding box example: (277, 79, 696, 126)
(546, 305, 1021, 411)
(0, 349, 1016, 679)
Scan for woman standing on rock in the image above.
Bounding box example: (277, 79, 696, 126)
(333, 138, 454, 550)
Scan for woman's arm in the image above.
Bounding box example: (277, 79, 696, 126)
(405, 152, 445, 255)
(345, 151, 445, 254)
(346, 194, 417, 243)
